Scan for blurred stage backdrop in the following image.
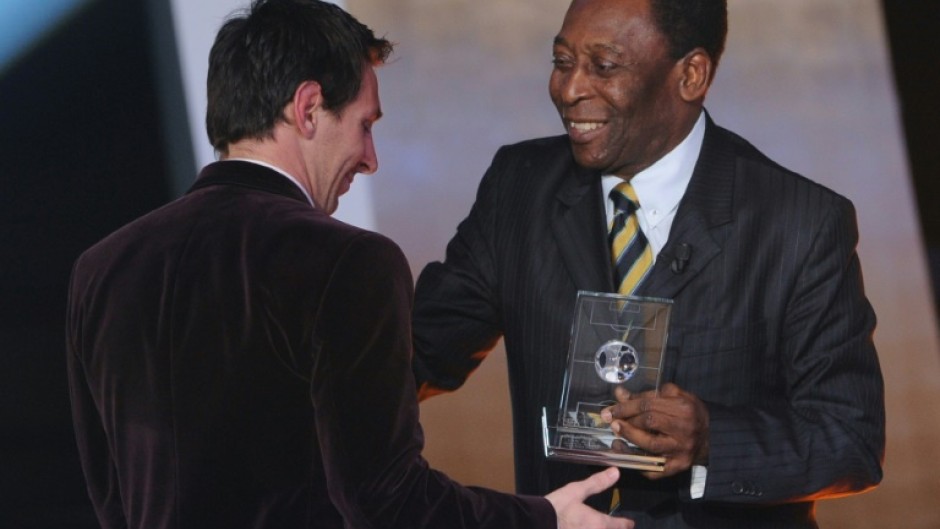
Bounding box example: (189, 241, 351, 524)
(1, 0, 937, 527)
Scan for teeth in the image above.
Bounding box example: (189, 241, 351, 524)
(570, 121, 603, 132)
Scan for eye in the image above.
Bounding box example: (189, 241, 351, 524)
(551, 54, 574, 71)
(592, 58, 620, 76)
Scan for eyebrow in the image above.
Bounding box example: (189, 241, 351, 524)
(552, 36, 625, 58)
(589, 43, 624, 57)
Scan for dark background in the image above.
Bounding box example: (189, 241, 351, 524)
(0, 0, 177, 526)
(0, 1, 936, 526)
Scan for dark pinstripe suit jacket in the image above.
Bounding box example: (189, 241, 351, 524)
(413, 116, 885, 528)
(66, 162, 555, 529)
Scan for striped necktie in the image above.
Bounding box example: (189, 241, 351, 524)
(609, 182, 653, 295)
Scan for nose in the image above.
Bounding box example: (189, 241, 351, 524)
(552, 64, 591, 107)
(358, 135, 378, 175)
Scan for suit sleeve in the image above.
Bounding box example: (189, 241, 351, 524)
(412, 150, 505, 400)
(700, 198, 885, 503)
(66, 263, 129, 529)
(310, 232, 554, 529)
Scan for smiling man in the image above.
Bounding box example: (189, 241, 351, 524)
(64, 1, 633, 528)
(412, 0, 885, 527)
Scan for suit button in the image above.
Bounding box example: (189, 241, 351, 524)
(742, 481, 763, 496)
(732, 481, 745, 494)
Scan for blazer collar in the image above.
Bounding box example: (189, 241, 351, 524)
(551, 147, 612, 293)
(187, 160, 312, 205)
(638, 113, 736, 299)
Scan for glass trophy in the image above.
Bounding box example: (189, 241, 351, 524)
(542, 291, 672, 472)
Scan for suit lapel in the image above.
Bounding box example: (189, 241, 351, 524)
(550, 161, 613, 293)
(638, 116, 736, 299)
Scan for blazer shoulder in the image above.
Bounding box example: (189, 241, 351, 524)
(493, 135, 571, 164)
(267, 209, 408, 269)
(714, 124, 854, 209)
(483, 135, 582, 190)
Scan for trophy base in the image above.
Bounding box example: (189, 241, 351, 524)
(541, 407, 666, 472)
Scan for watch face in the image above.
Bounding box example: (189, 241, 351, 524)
(594, 340, 639, 383)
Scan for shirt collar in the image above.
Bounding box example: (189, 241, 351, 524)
(602, 111, 706, 228)
(225, 158, 316, 208)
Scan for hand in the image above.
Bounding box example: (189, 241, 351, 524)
(545, 467, 634, 529)
(601, 383, 709, 479)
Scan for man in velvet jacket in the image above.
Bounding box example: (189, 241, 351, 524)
(412, 0, 885, 527)
(65, 1, 634, 528)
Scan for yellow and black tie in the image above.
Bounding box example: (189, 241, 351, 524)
(609, 181, 653, 295)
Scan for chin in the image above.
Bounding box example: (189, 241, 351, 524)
(572, 152, 611, 172)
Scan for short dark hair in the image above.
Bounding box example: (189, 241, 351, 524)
(206, 0, 393, 153)
(649, 0, 727, 69)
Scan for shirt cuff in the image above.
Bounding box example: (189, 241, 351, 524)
(690, 465, 707, 499)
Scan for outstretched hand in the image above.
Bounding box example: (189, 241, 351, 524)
(545, 467, 634, 529)
(601, 383, 709, 479)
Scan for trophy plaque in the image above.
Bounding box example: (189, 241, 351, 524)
(542, 291, 672, 472)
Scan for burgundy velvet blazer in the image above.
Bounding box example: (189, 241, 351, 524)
(66, 161, 554, 529)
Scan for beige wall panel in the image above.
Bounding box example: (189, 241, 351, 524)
(347, 0, 571, 493)
(711, 2, 940, 526)
(348, 0, 940, 526)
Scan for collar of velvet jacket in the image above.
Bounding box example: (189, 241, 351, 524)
(187, 160, 311, 206)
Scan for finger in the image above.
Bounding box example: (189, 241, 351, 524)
(631, 387, 659, 400)
(643, 468, 670, 481)
(547, 469, 633, 529)
(629, 403, 671, 434)
(611, 419, 679, 456)
(605, 394, 659, 425)
(622, 396, 689, 433)
(572, 467, 621, 498)
(658, 382, 681, 397)
(557, 504, 635, 529)
(614, 385, 631, 402)
(644, 452, 693, 480)
(611, 419, 655, 449)
(627, 393, 706, 447)
(607, 513, 635, 529)
(601, 398, 643, 422)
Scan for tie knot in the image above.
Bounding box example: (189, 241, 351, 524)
(610, 182, 639, 215)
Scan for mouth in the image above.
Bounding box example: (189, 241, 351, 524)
(565, 119, 607, 143)
(339, 173, 355, 195)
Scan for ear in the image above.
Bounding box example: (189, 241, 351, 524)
(288, 80, 323, 139)
(677, 48, 713, 102)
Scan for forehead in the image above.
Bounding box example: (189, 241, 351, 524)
(348, 66, 381, 117)
(556, 0, 661, 51)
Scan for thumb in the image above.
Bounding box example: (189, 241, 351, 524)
(573, 467, 621, 499)
(614, 386, 631, 402)
(545, 468, 633, 529)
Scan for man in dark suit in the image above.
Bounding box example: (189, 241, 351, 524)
(412, 0, 885, 527)
(65, 1, 634, 528)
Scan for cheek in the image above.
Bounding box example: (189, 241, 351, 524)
(600, 83, 633, 116)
